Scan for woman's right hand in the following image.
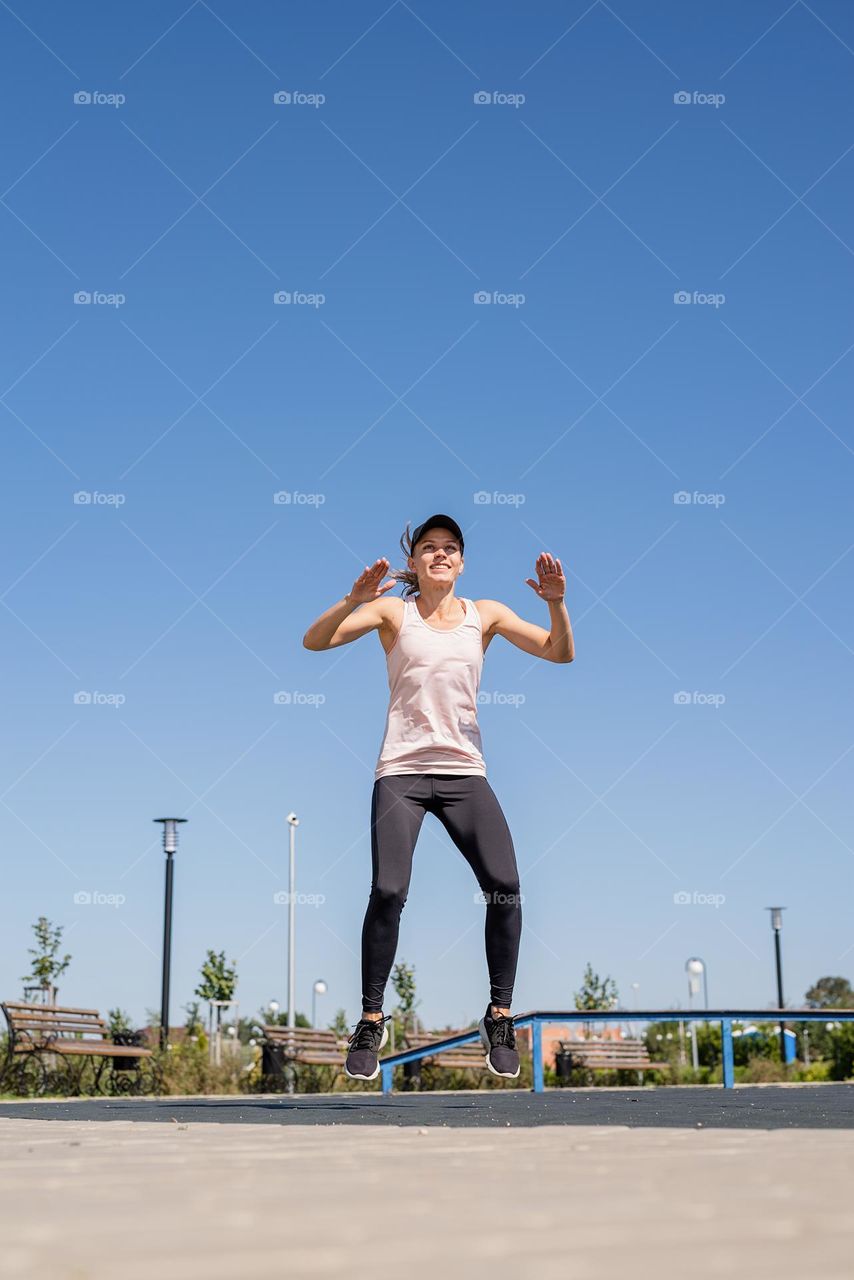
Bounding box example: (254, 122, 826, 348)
(347, 558, 397, 604)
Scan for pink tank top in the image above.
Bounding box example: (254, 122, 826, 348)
(374, 595, 486, 780)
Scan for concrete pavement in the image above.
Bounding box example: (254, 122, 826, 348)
(1, 1088, 853, 1280)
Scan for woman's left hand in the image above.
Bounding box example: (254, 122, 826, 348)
(525, 553, 566, 602)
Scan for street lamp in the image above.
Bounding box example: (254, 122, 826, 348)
(766, 907, 787, 1063)
(312, 979, 327, 1028)
(286, 813, 299, 1030)
(684, 959, 702, 1070)
(686, 957, 708, 1008)
(154, 817, 187, 1050)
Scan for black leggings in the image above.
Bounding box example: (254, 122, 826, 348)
(361, 773, 522, 1013)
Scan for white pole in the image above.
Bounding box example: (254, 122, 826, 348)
(288, 820, 296, 1030)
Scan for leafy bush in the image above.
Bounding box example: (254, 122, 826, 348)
(157, 1039, 250, 1095)
(827, 1024, 854, 1080)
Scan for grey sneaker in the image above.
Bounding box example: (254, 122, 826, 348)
(345, 1013, 391, 1080)
(479, 1004, 520, 1078)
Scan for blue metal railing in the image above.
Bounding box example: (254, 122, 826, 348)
(379, 1009, 854, 1094)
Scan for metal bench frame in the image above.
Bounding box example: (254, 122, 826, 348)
(378, 1009, 854, 1094)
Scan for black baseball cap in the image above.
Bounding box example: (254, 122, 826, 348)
(410, 513, 464, 554)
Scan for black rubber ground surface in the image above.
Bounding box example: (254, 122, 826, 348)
(1, 1085, 853, 1129)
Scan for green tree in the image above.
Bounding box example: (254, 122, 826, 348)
(826, 1024, 854, 1080)
(195, 950, 238, 1038)
(391, 960, 419, 1035)
(329, 1008, 349, 1038)
(22, 916, 71, 1003)
(183, 1001, 204, 1037)
(574, 962, 618, 1010)
(574, 963, 619, 1039)
(805, 976, 854, 1009)
(107, 1008, 134, 1038)
(794, 975, 854, 1062)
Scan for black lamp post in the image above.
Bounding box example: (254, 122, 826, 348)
(766, 906, 787, 1063)
(155, 818, 187, 1050)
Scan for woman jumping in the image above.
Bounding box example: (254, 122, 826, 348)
(302, 513, 574, 1081)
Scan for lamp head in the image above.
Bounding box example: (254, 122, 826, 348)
(154, 817, 187, 853)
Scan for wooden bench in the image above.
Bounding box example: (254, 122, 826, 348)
(261, 1025, 349, 1064)
(260, 1025, 351, 1086)
(404, 1030, 488, 1072)
(556, 1038, 668, 1081)
(1, 1002, 157, 1096)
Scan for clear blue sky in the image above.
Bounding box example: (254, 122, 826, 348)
(3, 1, 853, 1033)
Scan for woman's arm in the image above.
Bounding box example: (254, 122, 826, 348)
(302, 558, 396, 651)
(481, 553, 574, 663)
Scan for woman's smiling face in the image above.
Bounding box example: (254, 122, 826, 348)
(409, 527, 463, 588)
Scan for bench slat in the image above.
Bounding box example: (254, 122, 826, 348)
(12, 1041, 152, 1058)
(11, 1024, 107, 1032)
(3, 1003, 102, 1016)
